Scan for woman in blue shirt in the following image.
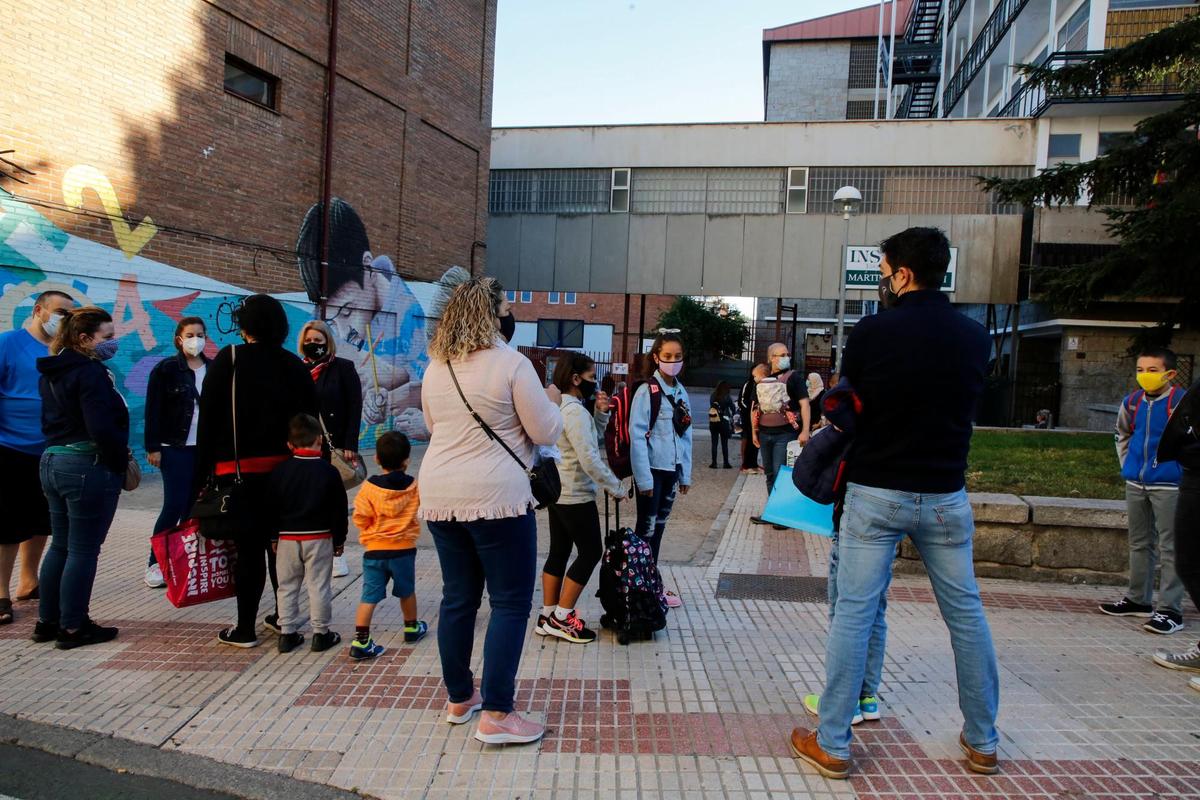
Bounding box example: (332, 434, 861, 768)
(630, 332, 692, 608)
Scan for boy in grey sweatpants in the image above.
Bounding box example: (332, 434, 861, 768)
(269, 414, 349, 653)
(1100, 348, 1185, 635)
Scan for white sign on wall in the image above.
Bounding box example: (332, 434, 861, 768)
(844, 246, 958, 292)
(611, 363, 629, 375)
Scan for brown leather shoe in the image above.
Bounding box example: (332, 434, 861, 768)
(959, 733, 999, 774)
(789, 727, 850, 779)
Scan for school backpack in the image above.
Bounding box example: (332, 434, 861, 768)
(1126, 386, 1182, 429)
(596, 499, 668, 645)
(756, 372, 792, 415)
(605, 379, 663, 480)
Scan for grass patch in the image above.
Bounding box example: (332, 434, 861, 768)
(967, 430, 1124, 500)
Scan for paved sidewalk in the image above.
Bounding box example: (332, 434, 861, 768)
(1, 476, 1198, 799)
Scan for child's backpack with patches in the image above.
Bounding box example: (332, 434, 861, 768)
(597, 498, 668, 645)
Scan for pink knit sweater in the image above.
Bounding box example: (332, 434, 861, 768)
(418, 341, 563, 522)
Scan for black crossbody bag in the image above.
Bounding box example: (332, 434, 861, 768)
(447, 360, 561, 509)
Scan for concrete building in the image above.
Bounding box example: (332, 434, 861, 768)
(1, 1, 498, 451)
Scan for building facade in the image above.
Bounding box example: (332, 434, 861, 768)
(2, 0, 498, 451)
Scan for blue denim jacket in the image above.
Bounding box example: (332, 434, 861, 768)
(630, 373, 692, 491)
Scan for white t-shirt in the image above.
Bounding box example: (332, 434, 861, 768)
(170, 363, 207, 448)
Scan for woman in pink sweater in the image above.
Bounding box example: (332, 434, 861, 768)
(419, 277, 562, 746)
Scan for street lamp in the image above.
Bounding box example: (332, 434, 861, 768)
(833, 185, 862, 376)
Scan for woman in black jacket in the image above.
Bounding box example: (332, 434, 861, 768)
(195, 295, 318, 648)
(35, 307, 129, 649)
(708, 381, 735, 469)
(142, 316, 209, 588)
(298, 320, 362, 577)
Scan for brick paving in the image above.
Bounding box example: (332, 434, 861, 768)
(0, 478, 1197, 799)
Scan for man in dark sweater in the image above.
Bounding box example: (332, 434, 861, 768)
(269, 414, 348, 654)
(790, 227, 1000, 780)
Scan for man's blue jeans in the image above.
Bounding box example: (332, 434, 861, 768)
(428, 511, 536, 714)
(818, 483, 999, 760)
(759, 427, 793, 494)
(38, 452, 122, 630)
(828, 533, 888, 699)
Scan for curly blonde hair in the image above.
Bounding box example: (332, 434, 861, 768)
(298, 319, 337, 358)
(428, 277, 503, 362)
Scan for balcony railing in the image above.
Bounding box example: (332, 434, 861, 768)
(994, 50, 1187, 118)
(942, 0, 1031, 115)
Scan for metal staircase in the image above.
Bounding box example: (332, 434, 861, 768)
(893, 0, 942, 118)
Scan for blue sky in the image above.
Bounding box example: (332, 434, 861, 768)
(493, 0, 876, 127)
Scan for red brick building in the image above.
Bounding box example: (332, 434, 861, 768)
(504, 290, 676, 359)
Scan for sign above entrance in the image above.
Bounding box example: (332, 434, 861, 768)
(844, 246, 957, 292)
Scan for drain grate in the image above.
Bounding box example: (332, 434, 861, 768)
(714, 573, 828, 603)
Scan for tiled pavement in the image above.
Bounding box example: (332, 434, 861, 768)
(1, 478, 1198, 799)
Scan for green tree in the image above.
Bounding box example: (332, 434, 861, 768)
(655, 296, 749, 365)
(980, 16, 1200, 346)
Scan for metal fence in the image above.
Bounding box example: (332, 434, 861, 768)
(517, 346, 618, 387)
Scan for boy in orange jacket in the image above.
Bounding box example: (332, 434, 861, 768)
(349, 431, 425, 659)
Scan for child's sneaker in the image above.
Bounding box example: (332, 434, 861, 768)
(405, 621, 429, 643)
(278, 632, 304, 653)
(858, 695, 881, 721)
(446, 689, 483, 725)
(349, 638, 385, 660)
(1099, 598, 1153, 617)
(802, 693, 863, 725)
(533, 614, 549, 636)
(474, 711, 545, 745)
(543, 611, 596, 644)
(1144, 611, 1184, 635)
(311, 631, 342, 652)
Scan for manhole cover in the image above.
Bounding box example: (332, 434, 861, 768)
(714, 573, 828, 602)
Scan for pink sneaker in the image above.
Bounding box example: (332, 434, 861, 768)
(445, 689, 483, 725)
(664, 590, 683, 609)
(474, 711, 545, 745)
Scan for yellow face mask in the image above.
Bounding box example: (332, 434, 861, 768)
(1136, 371, 1174, 393)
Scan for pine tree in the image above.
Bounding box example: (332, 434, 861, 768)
(980, 16, 1199, 346)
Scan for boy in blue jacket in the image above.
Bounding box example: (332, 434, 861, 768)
(1100, 348, 1186, 634)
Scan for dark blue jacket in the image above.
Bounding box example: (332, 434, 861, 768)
(144, 353, 208, 451)
(1159, 379, 1200, 471)
(37, 348, 130, 474)
(841, 290, 989, 494)
(793, 379, 861, 505)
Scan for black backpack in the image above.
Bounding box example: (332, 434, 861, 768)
(596, 497, 668, 645)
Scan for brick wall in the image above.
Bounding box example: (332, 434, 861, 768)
(509, 291, 676, 356)
(2, 0, 496, 289)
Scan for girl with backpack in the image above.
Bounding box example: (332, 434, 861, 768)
(537, 353, 625, 644)
(630, 332, 692, 609)
(708, 381, 735, 469)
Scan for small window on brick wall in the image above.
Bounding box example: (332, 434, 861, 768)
(224, 54, 279, 110)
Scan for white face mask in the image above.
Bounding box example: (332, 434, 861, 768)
(41, 312, 62, 338)
(181, 336, 205, 357)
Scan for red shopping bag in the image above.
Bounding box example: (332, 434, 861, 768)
(151, 520, 238, 608)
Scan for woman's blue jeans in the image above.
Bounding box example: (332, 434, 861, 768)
(428, 511, 536, 714)
(149, 445, 196, 566)
(818, 483, 999, 760)
(38, 452, 122, 630)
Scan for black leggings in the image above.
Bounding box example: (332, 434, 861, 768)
(710, 423, 730, 466)
(1175, 469, 1200, 617)
(544, 501, 604, 587)
(234, 536, 279, 635)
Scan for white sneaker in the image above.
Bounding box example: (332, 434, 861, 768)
(144, 564, 166, 588)
(331, 555, 350, 578)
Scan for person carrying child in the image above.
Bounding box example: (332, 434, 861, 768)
(350, 431, 427, 659)
(269, 413, 349, 653)
(1100, 347, 1186, 635)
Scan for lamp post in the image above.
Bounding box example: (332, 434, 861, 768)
(833, 185, 862, 376)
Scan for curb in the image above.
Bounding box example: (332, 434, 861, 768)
(688, 472, 747, 568)
(0, 714, 374, 800)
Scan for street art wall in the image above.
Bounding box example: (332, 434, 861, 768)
(0, 166, 448, 468)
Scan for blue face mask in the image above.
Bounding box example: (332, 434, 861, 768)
(776, 355, 791, 370)
(92, 338, 119, 361)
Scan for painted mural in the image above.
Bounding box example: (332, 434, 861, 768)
(0, 166, 448, 468)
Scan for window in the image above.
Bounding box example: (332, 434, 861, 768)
(520, 291, 532, 304)
(1097, 131, 1135, 156)
(548, 291, 560, 304)
(785, 167, 808, 214)
(536, 319, 584, 349)
(505, 290, 517, 303)
(1047, 133, 1082, 164)
(847, 40, 879, 90)
(610, 168, 630, 213)
(1057, 1, 1090, 50)
(564, 292, 577, 305)
(223, 54, 278, 110)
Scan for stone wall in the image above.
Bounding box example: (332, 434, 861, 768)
(895, 493, 1133, 585)
(765, 41, 851, 121)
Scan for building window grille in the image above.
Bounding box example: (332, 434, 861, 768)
(223, 54, 279, 110)
(537, 319, 584, 348)
(846, 99, 885, 119)
(548, 292, 560, 304)
(630, 168, 784, 214)
(807, 165, 1032, 214)
(847, 40, 879, 89)
(611, 168, 631, 213)
(785, 168, 809, 214)
(488, 169, 609, 213)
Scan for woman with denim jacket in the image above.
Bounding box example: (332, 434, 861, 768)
(537, 352, 624, 644)
(630, 332, 692, 608)
(142, 316, 208, 588)
(34, 307, 129, 650)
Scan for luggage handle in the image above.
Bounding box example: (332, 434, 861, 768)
(605, 491, 621, 531)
